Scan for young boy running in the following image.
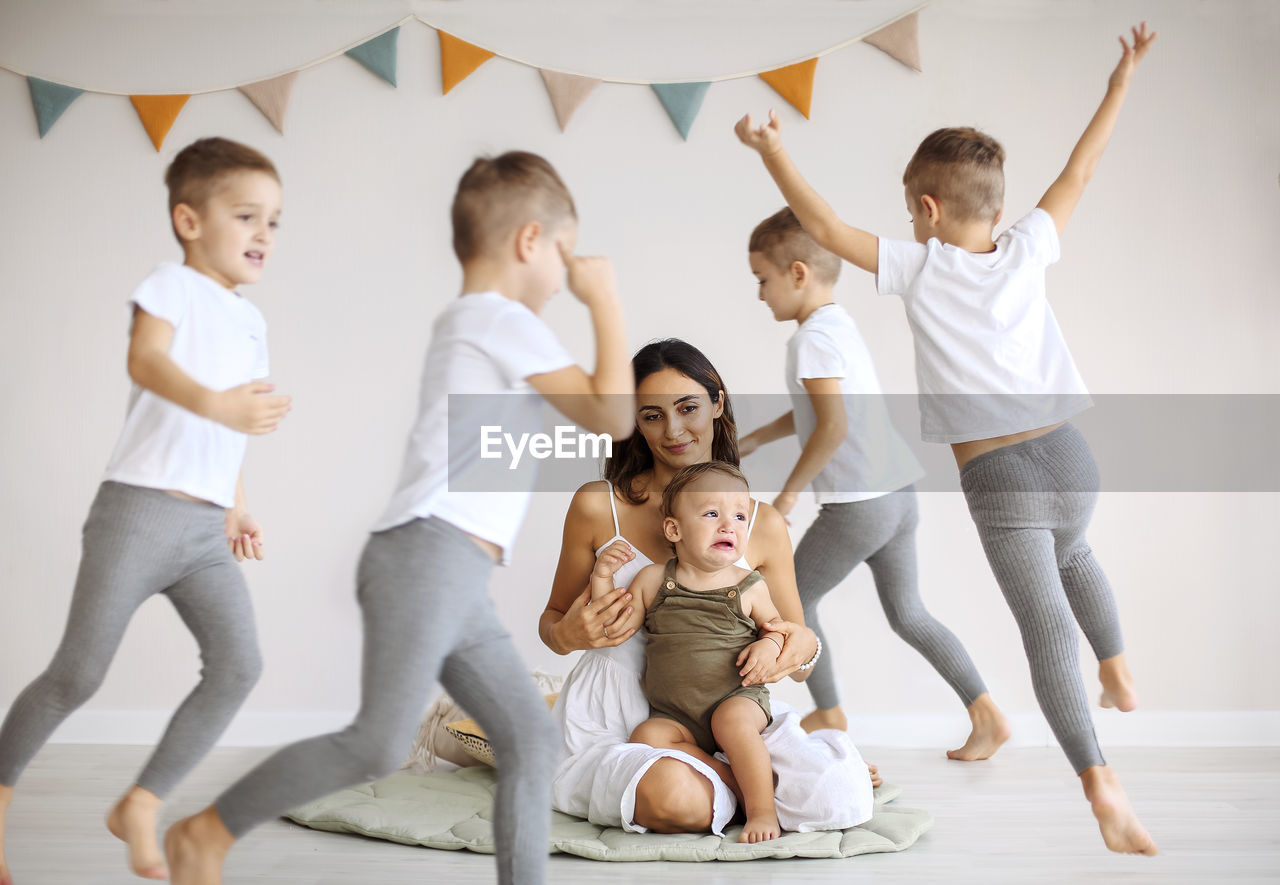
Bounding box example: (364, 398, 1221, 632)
(736, 24, 1158, 855)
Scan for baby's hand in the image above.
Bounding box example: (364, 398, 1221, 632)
(737, 635, 783, 686)
(559, 244, 618, 308)
(592, 539, 635, 580)
(734, 110, 783, 157)
(1109, 22, 1156, 91)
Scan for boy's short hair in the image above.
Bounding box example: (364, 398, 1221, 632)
(660, 461, 749, 519)
(903, 127, 1005, 222)
(451, 151, 577, 263)
(749, 207, 841, 285)
(165, 137, 279, 223)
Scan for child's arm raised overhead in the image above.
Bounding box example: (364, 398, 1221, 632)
(735, 110, 879, 274)
(127, 307, 291, 434)
(1037, 22, 1157, 235)
(527, 245, 634, 439)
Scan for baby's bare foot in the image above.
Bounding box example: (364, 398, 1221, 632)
(799, 707, 847, 733)
(739, 811, 781, 843)
(1082, 766, 1157, 856)
(947, 694, 1012, 761)
(867, 762, 882, 789)
(1099, 655, 1138, 712)
(165, 808, 233, 885)
(106, 788, 168, 879)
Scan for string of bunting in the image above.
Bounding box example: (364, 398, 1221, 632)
(9, 7, 924, 150)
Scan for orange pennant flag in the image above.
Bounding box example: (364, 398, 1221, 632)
(758, 58, 818, 119)
(439, 31, 494, 94)
(130, 94, 189, 151)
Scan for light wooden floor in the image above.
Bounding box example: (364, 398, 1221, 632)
(4, 745, 1278, 884)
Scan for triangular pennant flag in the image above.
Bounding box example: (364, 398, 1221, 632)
(539, 70, 601, 131)
(650, 82, 711, 141)
(863, 12, 922, 72)
(129, 94, 190, 151)
(238, 72, 298, 134)
(758, 58, 818, 120)
(345, 27, 399, 86)
(27, 77, 84, 138)
(439, 31, 495, 94)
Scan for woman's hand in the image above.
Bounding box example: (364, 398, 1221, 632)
(549, 586, 636, 653)
(749, 619, 818, 683)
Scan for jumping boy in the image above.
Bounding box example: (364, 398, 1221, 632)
(740, 207, 1011, 760)
(593, 461, 784, 843)
(163, 151, 635, 885)
(0, 137, 290, 883)
(736, 24, 1158, 854)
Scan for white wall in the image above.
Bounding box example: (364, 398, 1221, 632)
(1, 0, 1277, 749)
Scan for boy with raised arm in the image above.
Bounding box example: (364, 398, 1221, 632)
(0, 137, 289, 884)
(736, 25, 1158, 854)
(740, 207, 1010, 760)
(164, 151, 634, 885)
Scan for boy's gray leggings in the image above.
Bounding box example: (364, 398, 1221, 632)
(214, 516, 558, 885)
(0, 481, 261, 796)
(961, 423, 1123, 774)
(796, 486, 988, 712)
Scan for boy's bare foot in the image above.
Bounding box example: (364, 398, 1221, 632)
(164, 807, 234, 885)
(106, 786, 168, 879)
(1098, 654, 1138, 711)
(1081, 765, 1157, 855)
(739, 810, 781, 843)
(947, 693, 1012, 761)
(867, 762, 882, 789)
(799, 706, 847, 733)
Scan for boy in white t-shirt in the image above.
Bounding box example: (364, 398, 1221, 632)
(0, 137, 290, 883)
(165, 152, 634, 885)
(736, 25, 1158, 855)
(739, 208, 1010, 760)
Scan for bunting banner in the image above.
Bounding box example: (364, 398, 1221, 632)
(439, 31, 495, 94)
(238, 72, 298, 134)
(346, 27, 400, 87)
(864, 12, 923, 72)
(129, 94, 190, 151)
(651, 82, 711, 141)
(539, 70, 600, 132)
(3, 5, 926, 146)
(758, 58, 819, 120)
(27, 76, 82, 137)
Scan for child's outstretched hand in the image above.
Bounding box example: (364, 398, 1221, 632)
(1109, 22, 1157, 91)
(225, 508, 265, 561)
(592, 538, 635, 581)
(734, 109, 783, 157)
(559, 243, 618, 307)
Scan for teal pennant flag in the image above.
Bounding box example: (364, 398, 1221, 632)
(345, 27, 400, 87)
(28, 77, 84, 137)
(650, 82, 711, 141)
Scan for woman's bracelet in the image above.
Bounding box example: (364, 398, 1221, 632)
(796, 635, 822, 671)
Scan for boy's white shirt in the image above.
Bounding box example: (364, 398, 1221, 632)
(876, 208, 1093, 443)
(102, 262, 269, 508)
(373, 291, 574, 565)
(787, 303, 923, 502)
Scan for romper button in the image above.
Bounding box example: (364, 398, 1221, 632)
(666, 581, 675, 589)
(728, 590, 737, 598)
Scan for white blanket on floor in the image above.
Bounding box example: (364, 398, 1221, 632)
(551, 637, 875, 834)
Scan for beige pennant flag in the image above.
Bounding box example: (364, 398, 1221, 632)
(864, 11, 922, 72)
(238, 72, 298, 134)
(539, 70, 601, 131)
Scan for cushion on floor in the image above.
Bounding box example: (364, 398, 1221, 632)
(284, 766, 932, 861)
